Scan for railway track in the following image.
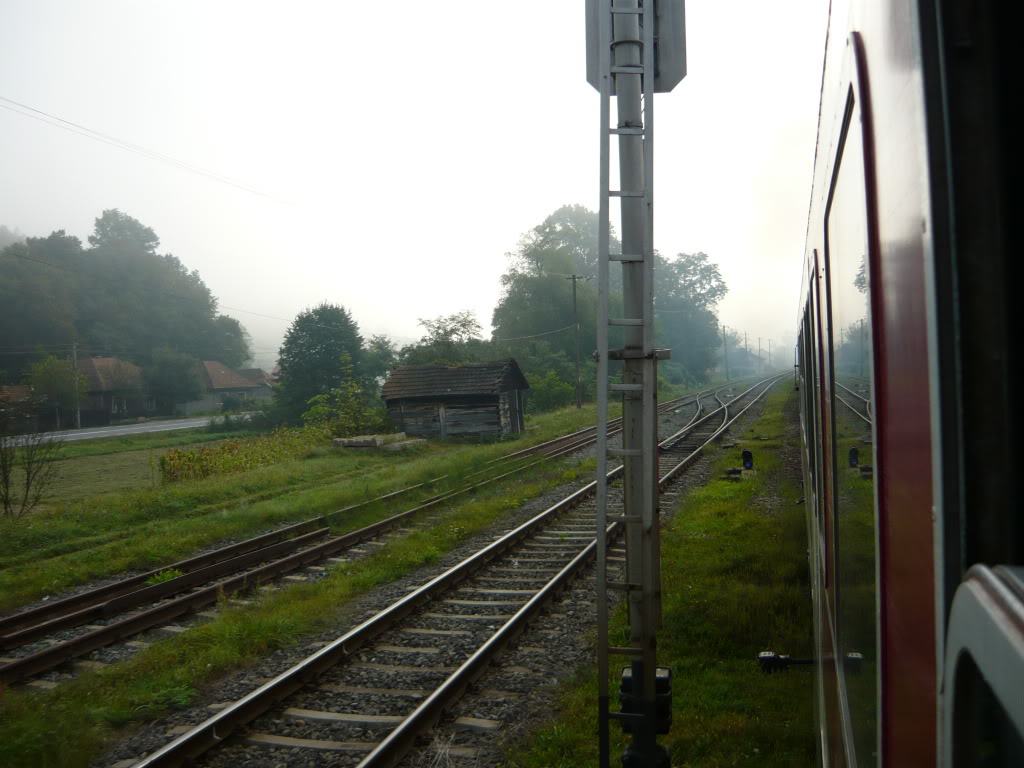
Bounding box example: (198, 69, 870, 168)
(0, 382, 750, 689)
(120, 374, 783, 768)
(835, 380, 872, 425)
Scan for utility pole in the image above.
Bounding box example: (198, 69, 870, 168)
(758, 337, 761, 373)
(72, 340, 81, 429)
(568, 274, 585, 408)
(722, 324, 729, 381)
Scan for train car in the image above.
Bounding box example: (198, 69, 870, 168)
(795, 0, 1019, 765)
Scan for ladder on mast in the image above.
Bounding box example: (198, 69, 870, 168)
(594, 1, 667, 766)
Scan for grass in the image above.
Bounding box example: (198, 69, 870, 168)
(0, 402, 622, 613)
(505, 386, 816, 767)
(0, 457, 594, 768)
(56, 426, 259, 460)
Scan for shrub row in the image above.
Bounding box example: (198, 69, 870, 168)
(158, 426, 327, 483)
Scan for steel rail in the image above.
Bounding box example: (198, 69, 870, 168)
(357, 378, 785, 768)
(130, 375, 780, 768)
(0, 381, 724, 644)
(0, 517, 326, 637)
(0, 399, 699, 679)
(0, 381, 754, 683)
(356, 527, 617, 766)
(659, 375, 788, 487)
(132, 469, 620, 768)
(0, 527, 331, 650)
(0, 455, 556, 684)
(835, 382, 873, 425)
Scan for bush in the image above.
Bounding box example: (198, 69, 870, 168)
(159, 426, 328, 483)
(301, 378, 388, 438)
(220, 394, 243, 412)
(246, 401, 290, 431)
(526, 370, 576, 413)
(206, 413, 241, 433)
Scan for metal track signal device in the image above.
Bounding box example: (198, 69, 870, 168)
(585, 1, 686, 766)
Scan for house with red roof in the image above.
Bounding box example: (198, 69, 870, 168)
(175, 361, 271, 415)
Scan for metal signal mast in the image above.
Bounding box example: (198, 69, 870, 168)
(586, 1, 686, 766)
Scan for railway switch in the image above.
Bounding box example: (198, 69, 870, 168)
(619, 666, 672, 735)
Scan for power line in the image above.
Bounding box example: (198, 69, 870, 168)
(492, 324, 576, 342)
(0, 95, 271, 199)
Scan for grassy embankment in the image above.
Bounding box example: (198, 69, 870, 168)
(0, 401, 620, 613)
(506, 386, 817, 767)
(0, 454, 595, 768)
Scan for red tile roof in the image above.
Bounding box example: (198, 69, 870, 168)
(382, 359, 528, 400)
(0, 384, 32, 402)
(76, 357, 143, 393)
(200, 361, 260, 391)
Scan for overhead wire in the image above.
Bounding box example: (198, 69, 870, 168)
(0, 96, 271, 199)
(492, 324, 576, 342)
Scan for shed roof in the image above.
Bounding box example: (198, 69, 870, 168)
(200, 361, 261, 391)
(76, 357, 143, 393)
(382, 359, 529, 400)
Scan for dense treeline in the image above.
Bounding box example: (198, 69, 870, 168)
(0, 210, 250, 384)
(2, 204, 726, 427)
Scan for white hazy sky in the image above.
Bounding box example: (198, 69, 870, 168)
(0, 1, 827, 368)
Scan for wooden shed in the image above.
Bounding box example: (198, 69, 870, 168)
(381, 359, 529, 439)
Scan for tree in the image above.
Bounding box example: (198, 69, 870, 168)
(301, 354, 387, 437)
(275, 303, 364, 422)
(0, 225, 24, 250)
(206, 315, 252, 369)
(0, 393, 64, 519)
(525, 370, 576, 412)
(145, 348, 204, 414)
(88, 209, 160, 253)
(24, 356, 87, 430)
(0, 210, 251, 382)
(655, 252, 729, 384)
(362, 334, 398, 390)
(399, 311, 489, 366)
(0, 232, 82, 381)
(492, 207, 729, 390)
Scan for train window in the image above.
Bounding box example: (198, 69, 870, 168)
(825, 89, 878, 766)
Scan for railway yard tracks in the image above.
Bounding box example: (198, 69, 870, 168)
(82, 374, 781, 768)
(835, 379, 872, 425)
(0, 381, 755, 690)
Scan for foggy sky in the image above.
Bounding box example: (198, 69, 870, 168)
(0, 1, 827, 369)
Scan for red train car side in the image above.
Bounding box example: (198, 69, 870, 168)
(796, 0, 1020, 765)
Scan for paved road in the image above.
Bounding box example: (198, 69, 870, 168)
(42, 416, 214, 442)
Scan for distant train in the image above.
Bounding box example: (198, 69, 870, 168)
(794, 0, 1019, 765)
